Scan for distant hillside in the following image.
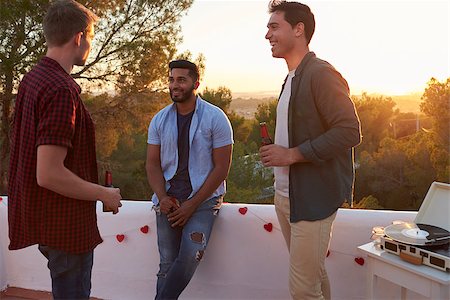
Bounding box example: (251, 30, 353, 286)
(230, 92, 423, 118)
(230, 97, 275, 119)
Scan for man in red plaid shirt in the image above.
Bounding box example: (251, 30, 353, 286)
(8, 1, 122, 299)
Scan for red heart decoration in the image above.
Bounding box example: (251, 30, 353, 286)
(116, 234, 125, 243)
(238, 207, 248, 215)
(140, 225, 149, 234)
(264, 223, 273, 232)
(354, 257, 365, 266)
(326, 250, 330, 257)
(0, 197, 2, 202)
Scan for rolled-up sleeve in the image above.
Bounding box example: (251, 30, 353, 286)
(212, 109, 234, 149)
(147, 116, 161, 145)
(36, 87, 76, 148)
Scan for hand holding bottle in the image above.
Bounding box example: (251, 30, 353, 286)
(260, 122, 273, 145)
(100, 186, 122, 214)
(102, 171, 122, 214)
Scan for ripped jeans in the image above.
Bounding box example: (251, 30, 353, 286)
(154, 196, 221, 300)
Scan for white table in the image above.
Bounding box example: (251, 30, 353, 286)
(358, 242, 450, 300)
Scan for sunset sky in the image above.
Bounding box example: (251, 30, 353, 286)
(178, 0, 449, 96)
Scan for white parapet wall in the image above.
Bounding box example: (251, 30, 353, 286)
(0, 196, 416, 299)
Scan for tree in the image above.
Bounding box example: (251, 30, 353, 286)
(247, 99, 277, 148)
(227, 111, 252, 143)
(199, 87, 274, 203)
(200, 86, 252, 143)
(392, 112, 432, 139)
(0, 0, 47, 190)
(419, 77, 450, 182)
(0, 0, 193, 193)
(201, 86, 232, 113)
(82, 89, 171, 199)
(356, 133, 437, 210)
(420, 77, 450, 150)
(225, 142, 273, 204)
(353, 93, 397, 154)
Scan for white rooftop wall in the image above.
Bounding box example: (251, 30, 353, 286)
(0, 197, 417, 299)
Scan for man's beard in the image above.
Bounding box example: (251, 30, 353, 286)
(170, 84, 195, 103)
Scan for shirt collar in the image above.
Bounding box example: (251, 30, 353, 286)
(40, 56, 81, 92)
(294, 51, 316, 77)
(40, 56, 69, 74)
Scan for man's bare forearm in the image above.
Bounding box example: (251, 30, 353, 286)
(146, 164, 168, 201)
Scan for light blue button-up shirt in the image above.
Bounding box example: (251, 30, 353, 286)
(147, 96, 234, 204)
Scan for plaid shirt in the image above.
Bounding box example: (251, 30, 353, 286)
(8, 57, 102, 254)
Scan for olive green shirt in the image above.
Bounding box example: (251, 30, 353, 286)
(283, 52, 362, 222)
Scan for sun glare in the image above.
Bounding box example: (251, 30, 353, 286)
(179, 0, 449, 96)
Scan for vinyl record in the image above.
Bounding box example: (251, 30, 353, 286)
(417, 223, 450, 245)
(384, 222, 450, 246)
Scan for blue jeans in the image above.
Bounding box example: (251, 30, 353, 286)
(155, 196, 221, 300)
(38, 245, 93, 300)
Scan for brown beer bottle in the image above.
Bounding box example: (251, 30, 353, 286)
(260, 122, 273, 145)
(103, 170, 114, 212)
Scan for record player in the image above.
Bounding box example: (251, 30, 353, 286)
(380, 181, 450, 272)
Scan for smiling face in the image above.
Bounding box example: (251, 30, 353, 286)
(169, 68, 198, 103)
(265, 11, 300, 59)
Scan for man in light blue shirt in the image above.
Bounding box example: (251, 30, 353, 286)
(146, 60, 233, 299)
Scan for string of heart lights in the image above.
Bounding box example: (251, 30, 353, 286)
(0, 197, 364, 265)
(237, 205, 365, 266)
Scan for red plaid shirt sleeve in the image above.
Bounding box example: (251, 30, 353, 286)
(37, 87, 76, 148)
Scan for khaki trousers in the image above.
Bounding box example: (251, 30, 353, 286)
(274, 193, 337, 300)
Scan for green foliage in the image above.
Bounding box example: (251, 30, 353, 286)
(0, 0, 193, 193)
(391, 112, 431, 139)
(228, 112, 252, 143)
(201, 86, 252, 143)
(353, 93, 396, 153)
(75, 0, 194, 94)
(356, 133, 438, 210)
(247, 99, 277, 146)
(0, 0, 48, 192)
(199, 87, 272, 203)
(84, 90, 170, 199)
(107, 132, 151, 199)
(0, 1, 47, 80)
(200, 86, 232, 113)
(225, 142, 273, 204)
(420, 77, 450, 150)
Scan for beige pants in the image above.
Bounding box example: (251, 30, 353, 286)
(275, 192, 337, 300)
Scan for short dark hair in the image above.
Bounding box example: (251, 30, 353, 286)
(169, 60, 200, 82)
(268, 0, 315, 44)
(43, 0, 98, 47)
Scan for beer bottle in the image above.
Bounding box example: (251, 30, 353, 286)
(103, 170, 114, 212)
(260, 122, 273, 145)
